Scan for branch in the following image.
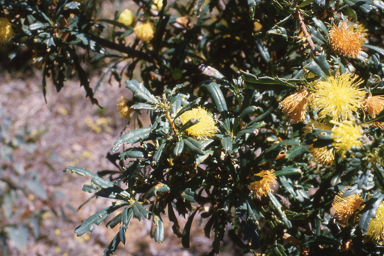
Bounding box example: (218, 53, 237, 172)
(295, 9, 317, 55)
(88, 34, 158, 62)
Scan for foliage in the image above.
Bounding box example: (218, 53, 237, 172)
(0, 108, 54, 254)
(3, 0, 384, 255)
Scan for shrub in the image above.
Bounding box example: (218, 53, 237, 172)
(2, 0, 384, 255)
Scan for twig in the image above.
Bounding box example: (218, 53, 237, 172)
(166, 111, 179, 135)
(295, 9, 317, 55)
(88, 34, 158, 62)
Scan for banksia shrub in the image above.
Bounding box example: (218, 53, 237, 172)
(3, 0, 384, 255)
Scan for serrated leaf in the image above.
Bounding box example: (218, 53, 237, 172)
(268, 193, 292, 229)
(131, 103, 155, 110)
(182, 210, 198, 248)
(179, 118, 200, 133)
(125, 80, 158, 103)
(122, 206, 133, 226)
(202, 82, 228, 112)
(359, 194, 384, 231)
(173, 98, 201, 120)
(75, 204, 125, 236)
(195, 150, 214, 165)
(144, 183, 170, 199)
(65, 1, 81, 9)
(64, 167, 114, 188)
(274, 166, 303, 176)
(221, 136, 232, 153)
(132, 201, 150, 220)
(242, 72, 301, 90)
(30, 21, 48, 30)
(184, 137, 205, 155)
(152, 142, 166, 165)
(173, 140, 184, 156)
(153, 215, 165, 243)
(181, 188, 196, 203)
(312, 17, 328, 33)
(364, 44, 384, 56)
(112, 127, 152, 152)
(106, 212, 123, 229)
(120, 148, 147, 160)
(237, 121, 266, 137)
(233, 106, 263, 132)
(168, 202, 182, 238)
(103, 231, 121, 256)
(286, 145, 308, 160)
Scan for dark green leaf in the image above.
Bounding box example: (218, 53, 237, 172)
(153, 215, 165, 243)
(181, 188, 196, 203)
(184, 137, 205, 155)
(75, 203, 126, 236)
(173, 140, 184, 156)
(173, 98, 201, 120)
(131, 103, 155, 110)
(364, 44, 384, 56)
(120, 148, 147, 160)
(132, 201, 150, 220)
(111, 127, 152, 152)
(286, 145, 308, 160)
(152, 142, 167, 165)
(221, 136, 232, 153)
(268, 193, 292, 229)
(182, 209, 198, 248)
(202, 82, 228, 112)
(125, 80, 158, 103)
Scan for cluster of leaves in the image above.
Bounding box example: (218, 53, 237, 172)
(0, 108, 53, 254)
(3, 0, 384, 255)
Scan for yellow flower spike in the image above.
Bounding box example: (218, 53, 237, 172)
(364, 94, 384, 128)
(368, 201, 384, 242)
(308, 145, 335, 165)
(118, 9, 134, 26)
(151, 0, 163, 10)
(332, 189, 363, 224)
(279, 88, 310, 123)
(310, 73, 366, 122)
(305, 121, 335, 165)
(179, 107, 217, 139)
(329, 20, 367, 58)
(331, 121, 362, 157)
(0, 17, 14, 45)
(134, 22, 154, 42)
(248, 170, 277, 197)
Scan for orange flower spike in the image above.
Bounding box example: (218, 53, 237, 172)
(329, 20, 367, 58)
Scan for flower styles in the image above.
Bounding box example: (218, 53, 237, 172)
(331, 121, 362, 157)
(364, 94, 384, 128)
(310, 73, 366, 122)
(279, 88, 310, 123)
(332, 189, 363, 224)
(116, 96, 133, 119)
(305, 121, 335, 165)
(367, 201, 384, 242)
(329, 20, 367, 58)
(151, 0, 163, 10)
(308, 145, 335, 165)
(118, 9, 134, 26)
(248, 170, 277, 197)
(0, 17, 14, 45)
(134, 22, 154, 42)
(179, 107, 217, 139)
